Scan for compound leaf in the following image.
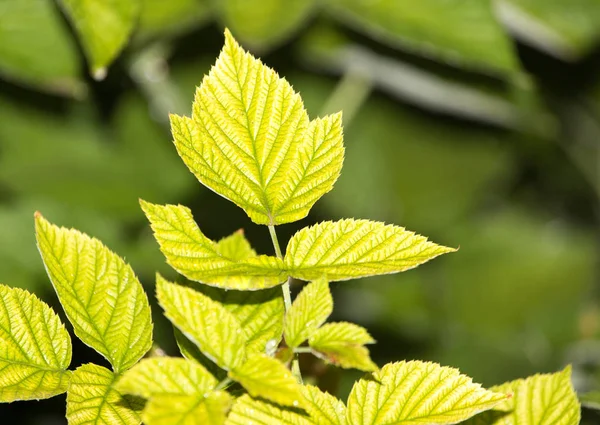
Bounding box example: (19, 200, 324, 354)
(229, 354, 303, 408)
(285, 219, 455, 281)
(117, 357, 217, 399)
(225, 394, 313, 425)
(302, 385, 347, 425)
(0, 285, 71, 402)
(346, 361, 506, 425)
(35, 214, 153, 374)
(171, 29, 344, 225)
(308, 322, 376, 372)
(463, 366, 580, 425)
(66, 364, 142, 425)
(284, 278, 333, 348)
(156, 275, 246, 370)
(141, 201, 286, 289)
(58, 0, 140, 77)
(142, 392, 232, 425)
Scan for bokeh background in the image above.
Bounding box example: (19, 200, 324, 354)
(1, 0, 600, 423)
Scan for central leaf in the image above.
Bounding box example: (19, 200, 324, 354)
(170, 29, 344, 225)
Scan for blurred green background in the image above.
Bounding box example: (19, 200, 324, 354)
(1, 0, 600, 422)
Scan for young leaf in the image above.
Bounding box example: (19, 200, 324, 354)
(308, 322, 376, 372)
(285, 219, 455, 281)
(66, 364, 142, 425)
(141, 201, 286, 289)
(117, 357, 217, 399)
(463, 366, 580, 425)
(58, 0, 140, 78)
(142, 391, 232, 425)
(346, 361, 506, 424)
(156, 275, 247, 370)
(284, 277, 333, 348)
(0, 285, 72, 402)
(302, 385, 347, 425)
(229, 354, 304, 408)
(195, 285, 284, 355)
(171, 29, 344, 225)
(225, 394, 313, 425)
(35, 214, 153, 373)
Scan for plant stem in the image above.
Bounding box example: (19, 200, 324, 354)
(267, 224, 302, 383)
(215, 377, 233, 391)
(294, 347, 313, 354)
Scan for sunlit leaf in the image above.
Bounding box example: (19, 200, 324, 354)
(0, 285, 71, 402)
(171, 30, 344, 225)
(225, 394, 313, 425)
(35, 214, 153, 373)
(302, 385, 347, 425)
(284, 278, 332, 348)
(156, 275, 246, 370)
(66, 364, 142, 425)
(141, 201, 286, 289)
(58, 0, 140, 77)
(309, 322, 376, 372)
(463, 366, 580, 425)
(229, 354, 303, 408)
(142, 391, 232, 425)
(346, 361, 506, 424)
(285, 219, 455, 281)
(174, 328, 228, 381)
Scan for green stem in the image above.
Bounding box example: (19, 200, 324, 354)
(267, 224, 302, 383)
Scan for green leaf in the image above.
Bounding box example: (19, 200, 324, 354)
(171, 30, 345, 225)
(0, 0, 82, 95)
(284, 278, 333, 348)
(463, 366, 580, 425)
(117, 357, 217, 399)
(0, 284, 72, 402)
(346, 361, 506, 424)
(195, 284, 284, 355)
(58, 0, 140, 78)
(302, 385, 347, 425)
(140, 201, 286, 289)
(229, 354, 303, 408)
(225, 394, 313, 425)
(156, 275, 246, 370)
(213, 0, 318, 49)
(66, 364, 142, 425)
(142, 391, 232, 425)
(580, 390, 600, 410)
(174, 328, 228, 381)
(327, 0, 518, 73)
(137, 0, 211, 41)
(308, 322, 376, 372)
(35, 214, 153, 373)
(285, 219, 455, 281)
(496, 0, 600, 60)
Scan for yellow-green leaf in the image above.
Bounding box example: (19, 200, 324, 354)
(142, 391, 232, 425)
(141, 201, 286, 289)
(346, 361, 506, 425)
(284, 278, 333, 348)
(308, 322, 376, 372)
(58, 0, 140, 77)
(156, 275, 246, 370)
(0, 285, 72, 402)
(302, 385, 347, 425)
(66, 364, 142, 425)
(117, 357, 217, 399)
(225, 394, 313, 425)
(229, 354, 303, 408)
(35, 214, 153, 373)
(174, 328, 228, 381)
(285, 219, 455, 281)
(171, 29, 344, 225)
(463, 366, 580, 425)
(195, 285, 284, 355)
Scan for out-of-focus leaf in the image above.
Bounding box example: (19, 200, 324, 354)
(58, 0, 140, 78)
(212, 0, 317, 50)
(137, 0, 211, 41)
(142, 392, 232, 425)
(327, 0, 519, 73)
(0, 0, 82, 95)
(225, 394, 312, 425)
(496, 0, 600, 60)
(580, 391, 600, 410)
